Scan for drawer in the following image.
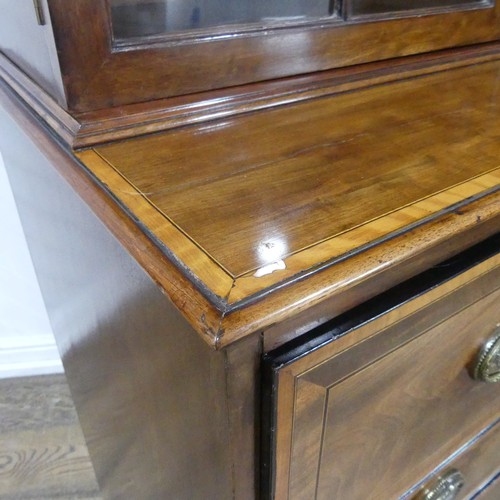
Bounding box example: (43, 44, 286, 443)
(412, 420, 500, 500)
(475, 476, 500, 500)
(263, 242, 500, 500)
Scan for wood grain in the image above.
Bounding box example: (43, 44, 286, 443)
(316, 291, 499, 500)
(270, 252, 500, 499)
(4, 42, 500, 148)
(0, 101, 249, 499)
(0, 75, 225, 349)
(0, 53, 80, 146)
(2, 5, 499, 500)
(0, 375, 100, 500)
(223, 334, 263, 500)
(271, 258, 500, 499)
(272, 251, 500, 377)
(95, 60, 500, 277)
(2, 55, 499, 350)
(46, 0, 500, 111)
(257, 196, 499, 351)
(411, 421, 500, 500)
(76, 149, 234, 297)
(74, 43, 500, 147)
(88, 58, 500, 348)
(287, 379, 326, 500)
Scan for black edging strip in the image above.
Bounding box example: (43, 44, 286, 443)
(229, 185, 499, 314)
(261, 232, 499, 499)
(2, 75, 498, 321)
(0, 78, 230, 312)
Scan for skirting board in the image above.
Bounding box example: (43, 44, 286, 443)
(1, 147, 62, 380)
(0, 334, 63, 379)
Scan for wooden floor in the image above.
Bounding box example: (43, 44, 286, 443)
(0, 374, 101, 499)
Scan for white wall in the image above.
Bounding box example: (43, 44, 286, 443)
(0, 151, 63, 378)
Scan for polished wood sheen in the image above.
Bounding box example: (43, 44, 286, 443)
(1, 1, 499, 499)
(70, 58, 500, 347)
(268, 255, 500, 499)
(91, 60, 500, 277)
(2, 43, 500, 148)
(412, 421, 500, 499)
(0, 102, 262, 499)
(46, 0, 500, 111)
(1, 47, 498, 353)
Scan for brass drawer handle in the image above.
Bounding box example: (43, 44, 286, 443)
(415, 468, 465, 500)
(473, 326, 500, 383)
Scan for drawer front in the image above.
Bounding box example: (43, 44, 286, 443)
(412, 420, 500, 500)
(475, 476, 500, 500)
(263, 245, 500, 500)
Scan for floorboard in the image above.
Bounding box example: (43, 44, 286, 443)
(0, 374, 101, 499)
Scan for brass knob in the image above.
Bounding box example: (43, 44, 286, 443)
(415, 469, 465, 500)
(473, 327, 500, 383)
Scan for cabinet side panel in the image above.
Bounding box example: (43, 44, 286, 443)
(225, 334, 263, 499)
(0, 107, 235, 499)
(0, 0, 65, 105)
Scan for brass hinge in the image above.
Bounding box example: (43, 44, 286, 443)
(33, 0, 46, 26)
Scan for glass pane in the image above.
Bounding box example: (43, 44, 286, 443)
(110, 0, 336, 39)
(348, 0, 489, 16)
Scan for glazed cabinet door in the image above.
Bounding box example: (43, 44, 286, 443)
(263, 238, 500, 500)
(46, 0, 500, 111)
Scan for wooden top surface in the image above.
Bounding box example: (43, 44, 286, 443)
(72, 59, 499, 348)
